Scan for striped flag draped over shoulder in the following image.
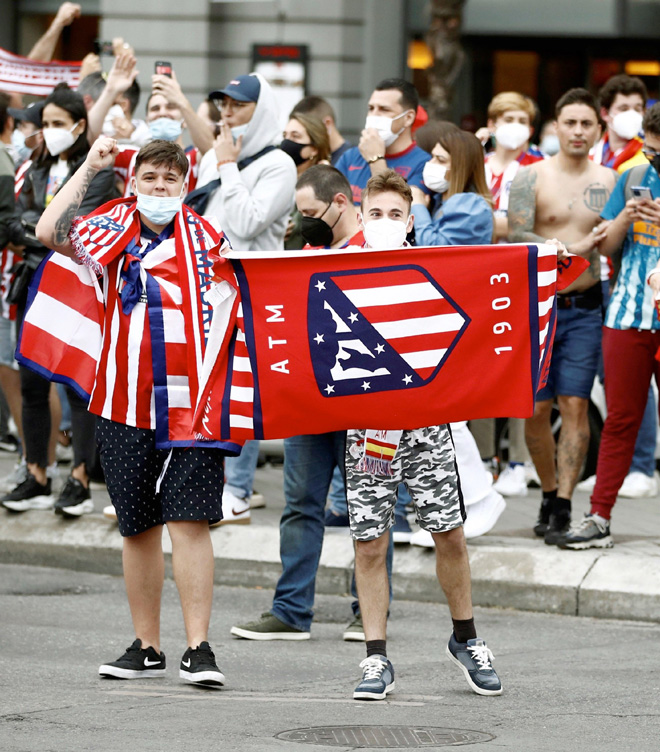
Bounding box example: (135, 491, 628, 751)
(194, 243, 587, 442)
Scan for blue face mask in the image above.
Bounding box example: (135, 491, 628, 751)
(148, 117, 183, 142)
(11, 129, 31, 165)
(231, 123, 249, 142)
(136, 191, 182, 225)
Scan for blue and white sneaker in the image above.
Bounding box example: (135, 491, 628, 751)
(446, 634, 502, 696)
(353, 655, 395, 700)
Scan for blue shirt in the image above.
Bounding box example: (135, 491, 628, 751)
(336, 143, 430, 205)
(602, 164, 660, 330)
(411, 192, 493, 247)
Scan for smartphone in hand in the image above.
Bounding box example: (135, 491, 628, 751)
(632, 185, 653, 200)
(155, 61, 172, 77)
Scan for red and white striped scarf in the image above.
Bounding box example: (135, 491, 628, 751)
(18, 198, 240, 451)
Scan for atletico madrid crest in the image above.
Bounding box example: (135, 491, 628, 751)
(308, 266, 470, 397)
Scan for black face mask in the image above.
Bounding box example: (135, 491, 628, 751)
(300, 202, 340, 247)
(280, 138, 312, 166)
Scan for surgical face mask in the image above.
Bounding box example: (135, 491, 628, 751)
(300, 202, 340, 247)
(11, 129, 31, 165)
(611, 109, 643, 141)
(423, 162, 449, 194)
(540, 134, 560, 156)
(494, 122, 530, 151)
(230, 123, 249, 142)
(148, 117, 183, 142)
(281, 139, 312, 167)
(42, 122, 79, 157)
(102, 104, 126, 137)
(364, 110, 412, 147)
(363, 217, 408, 250)
(136, 191, 182, 225)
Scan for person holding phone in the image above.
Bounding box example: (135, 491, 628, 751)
(559, 103, 660, 550)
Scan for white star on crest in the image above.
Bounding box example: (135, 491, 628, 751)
(402, 374, 413, 384)
(315, 280, 326, 292)
(375, 343, 385, 354)
(361, 381, 371, 391)
(349, 312, 359, 323)
(325, 384, 335, 394)
(314, 333, 324, 344)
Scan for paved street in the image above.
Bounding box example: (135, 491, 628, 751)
(2, 563, 659, 752)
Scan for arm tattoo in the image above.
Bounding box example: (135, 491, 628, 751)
(53, 166, 97, 246)
(507, 167, 546, 243)
(586, 248, 601, 281)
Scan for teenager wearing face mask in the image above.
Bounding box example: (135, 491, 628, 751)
(476, 92, 544, 243)
(335, 78, 430, 205)
(2, 83, 116, 518)
(282, 112, 330, 250)
(591, 74, 647, 174)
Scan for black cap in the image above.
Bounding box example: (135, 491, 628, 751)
(8, 101, 44, 128)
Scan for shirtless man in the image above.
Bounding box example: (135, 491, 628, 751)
(508, 88, 618, 544)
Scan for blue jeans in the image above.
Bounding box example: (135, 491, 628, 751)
(630, 386, 657, 476)
(327, 465, 411, 520)
(272, 432, 393, 631)
(224, 440, 260, 499)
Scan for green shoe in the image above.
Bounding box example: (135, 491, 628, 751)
(343, 614, 365, 642)
(230, 612, 310, 641)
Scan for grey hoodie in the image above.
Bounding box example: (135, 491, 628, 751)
(197, 73, 297, 251)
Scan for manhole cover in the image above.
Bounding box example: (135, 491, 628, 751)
(275, 725, 494, 748)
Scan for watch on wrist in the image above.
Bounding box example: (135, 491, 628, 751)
(367, 155, 385, 164)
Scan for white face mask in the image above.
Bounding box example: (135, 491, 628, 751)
(363, 217, 408, 250)
(611, 109, 643, 141)
(494, 122, 530, 151)
(43, 122, 79, 157)
(136, 191, 182, 225)
(102, 104, 126, 137)
(11, 129, 31, 165)
(423, 162, 449, 194)
(540, 134, 560, 156)
(364, 110, 412, 147)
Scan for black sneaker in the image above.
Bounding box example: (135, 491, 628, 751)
(180, 642, 225, 688)
(1, 474, 53, 512)
(54, 477, 93, 518)
(99, 639, 166, 679)
(557, 513, 613, 550)
(446, 634, 502, 696)
(533, 498, 551, 537)
(544, 510, 571, 545)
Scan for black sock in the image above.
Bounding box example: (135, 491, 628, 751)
(366, 639, 387, 658)
(555, 496, 571, 513)
(452, 617, 476, 644)
(542, 489, 557, 505)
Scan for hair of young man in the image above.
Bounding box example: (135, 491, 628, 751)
(0, 92, 10, 133)
(373, 78, 419, 113)
(487, 91, 536, 122)
(44, 83, 89, 162)
(438, 129, 493, 205)
(414, 120, 460, 154)
(135, 139, 188, 178)
(361, 169, 412, 212)
(76, 72, 107, 103)
(554, 88, 600, 121)
(288, 112, 331, 165)
(642, 103, 660, 138)
(598, 73, 648, 111)
(204, 97, 221, 124)
(296, 164, 352, 204)
(291, 95, 336, 124)
(122, 79, 141, 116)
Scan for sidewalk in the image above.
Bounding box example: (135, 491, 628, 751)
(1, 454, 659, 622)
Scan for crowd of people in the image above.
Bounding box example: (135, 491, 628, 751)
(1, 2, 659, 699)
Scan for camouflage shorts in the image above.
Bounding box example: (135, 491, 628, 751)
(346, 425, 465, 541)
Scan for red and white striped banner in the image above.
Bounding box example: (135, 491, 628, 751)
(0, 47, 81, 96)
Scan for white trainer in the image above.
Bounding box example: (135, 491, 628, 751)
(576, 475, 597, 493)
(618, 471, 658, 499)
(218, 488, 251, 525)
(463, 490, 506, 539)
(492, 463, 527, 497)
